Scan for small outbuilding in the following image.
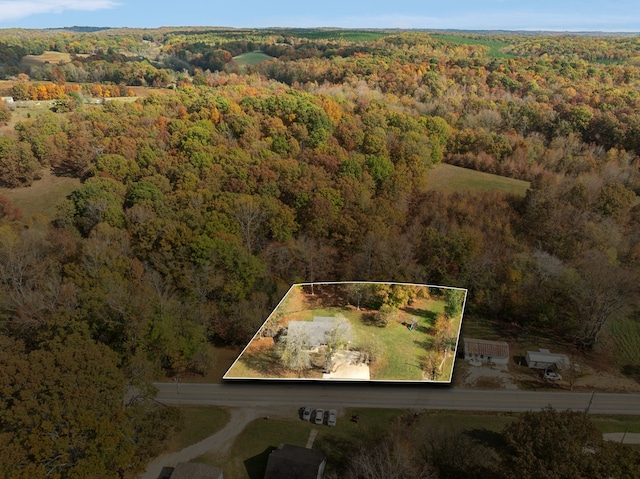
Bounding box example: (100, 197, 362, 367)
(526, 348, 570, 370)
(264, 443, 326, 479)
(0, 96, 14, 104)
(463, 338, 510, 365)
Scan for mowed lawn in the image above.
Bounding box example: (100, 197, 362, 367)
(427, 163, 530, 196)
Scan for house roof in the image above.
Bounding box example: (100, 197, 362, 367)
(264, 444, 326, 479)
(169, 462, 223, 479)
(526, 349, 569, 364)
(463, 338, 509, 358)
(288, 316, 350, 348)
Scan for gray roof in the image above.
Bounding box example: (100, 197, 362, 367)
(288, 316, 350, 348)
(264, 444, 326, 479)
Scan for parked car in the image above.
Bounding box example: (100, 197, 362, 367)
(314, 408, 324, 425)
(544, 371, 562, 381)
(328, 409, 337, 426)
(302, 406, 311, 421)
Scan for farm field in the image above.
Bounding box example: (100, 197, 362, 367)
(224, 282, 466, 383)
(19, 51, 74, 70)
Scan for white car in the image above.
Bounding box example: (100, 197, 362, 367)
(302, 406, 311, 421)
(327, 409, 337, 426)
(544, 371, 562, 381)
(314, 408, 324, 425)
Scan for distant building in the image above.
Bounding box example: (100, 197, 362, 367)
(463, 338, 510, 364)
(1, 96, 14, 104)
(161, 462, 224, 479)
(526, 348, 570, 370)
(264, 444, 326, 479)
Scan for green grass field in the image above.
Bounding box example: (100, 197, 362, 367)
(165, 406, 230, 452)
(233, 51, 273, 69)
(430, 34, 514, 59)
(608, 317, 640, 368)
(426, 163, 530, 196)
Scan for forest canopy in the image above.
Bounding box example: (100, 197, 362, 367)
(1, 27, 640, 477)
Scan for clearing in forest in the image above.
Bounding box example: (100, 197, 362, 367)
(233, 51, 273, 69)
(224, 282, 467, 383)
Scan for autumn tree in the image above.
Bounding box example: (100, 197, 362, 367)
(0, 335, 136, 478)
(499, 407, 634, 479)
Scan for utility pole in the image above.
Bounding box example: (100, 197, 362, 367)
(174, 376, 181, 405)
(585, 391, 595, 414)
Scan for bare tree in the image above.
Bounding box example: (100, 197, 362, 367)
(234, 195, 265, 253)
(324, 315, 351, 372)
(280, 326, 311, 375)
(570, 251, 637, 349)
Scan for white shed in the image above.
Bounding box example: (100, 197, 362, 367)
(526, 348, 570, 370)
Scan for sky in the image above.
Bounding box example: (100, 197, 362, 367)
(0, 0, 639, 31)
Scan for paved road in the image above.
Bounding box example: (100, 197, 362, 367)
(154, 382, 640, 415)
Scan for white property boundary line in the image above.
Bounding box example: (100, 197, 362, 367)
(223, 281, 468, 384)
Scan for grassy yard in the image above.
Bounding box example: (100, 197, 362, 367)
(165, 406, 230, 453)
(173, 406, 640, 479)
(426, 163, 530, 196)
(193, 407, 404, 479)
(225, 292, 456, 382)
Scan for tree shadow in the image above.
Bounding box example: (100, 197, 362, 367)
(465, 428, 506, 450)
(244, 446, 277, 479)
(238, 348, 287, 377)
(360, 312, 385, 327)
(302, 284, 351, 308)
(414, 336, 436, 350)
(621, 364, 640, 384)
(403, 307, 438, 323)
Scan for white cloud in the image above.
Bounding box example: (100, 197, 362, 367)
(0, 0, 119, 22)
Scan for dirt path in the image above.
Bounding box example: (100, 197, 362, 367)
(139, 406, 292, 479)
